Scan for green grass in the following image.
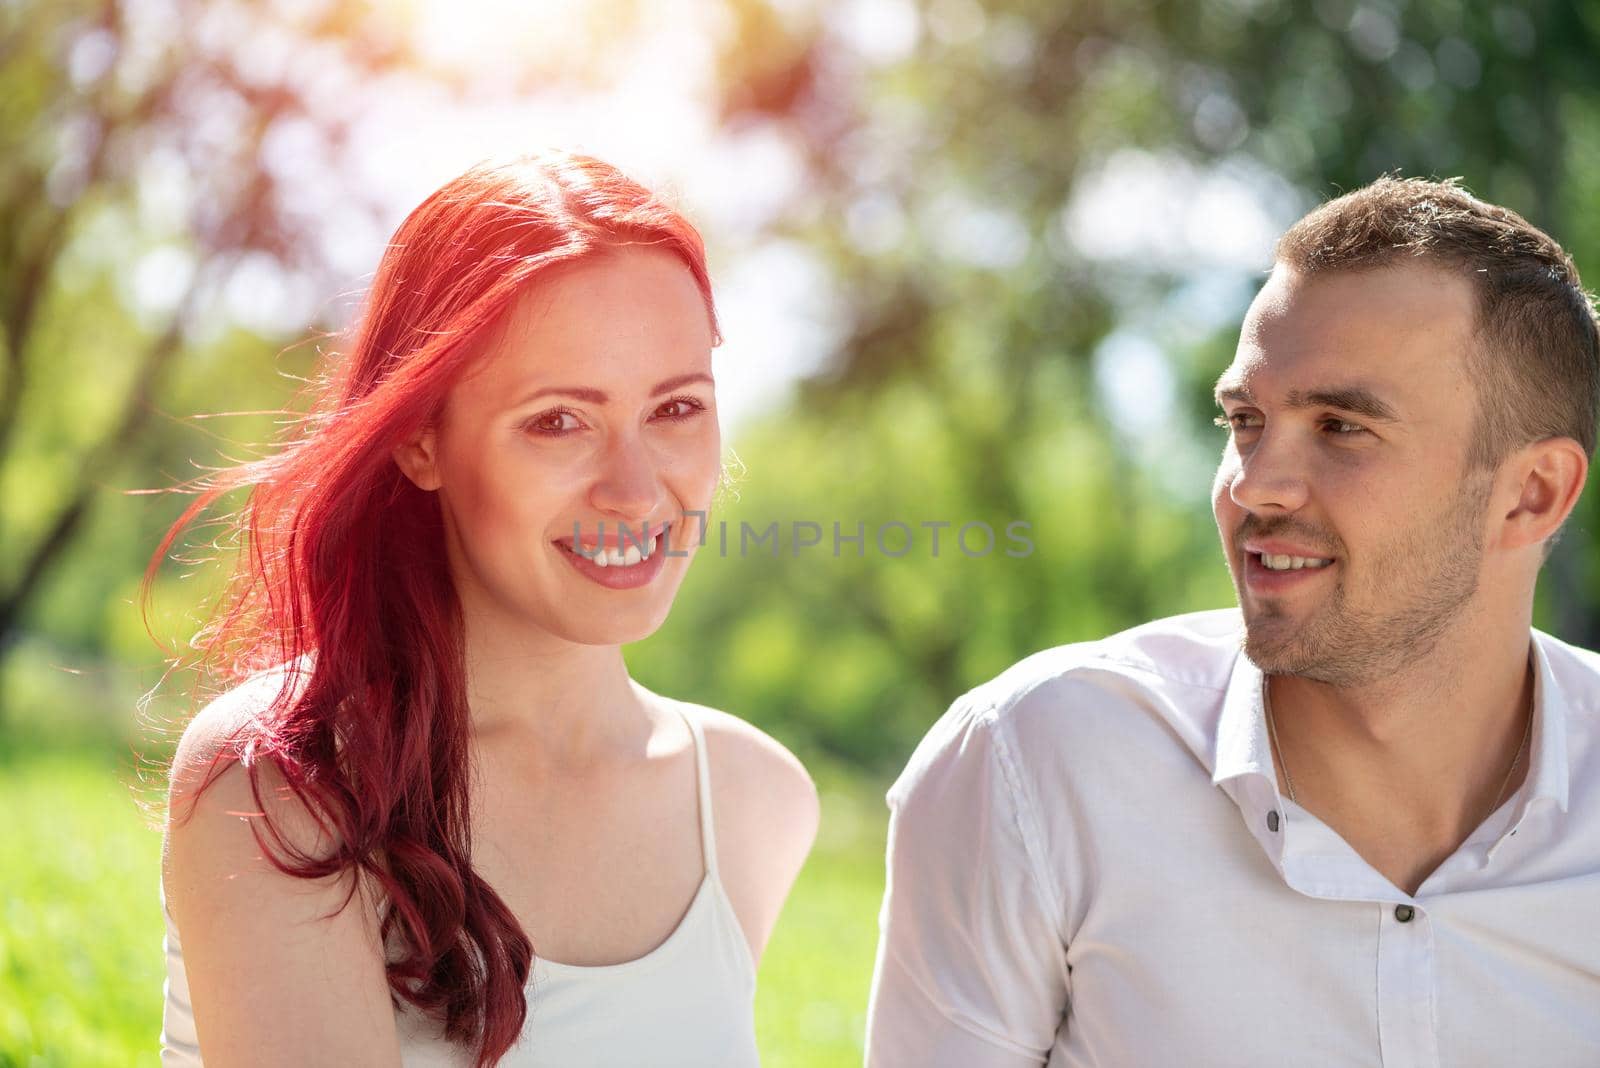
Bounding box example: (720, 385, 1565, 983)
(754, 766, 888, 1067)
(0, 753, 166, 1068)
(0, 747, 889, 1066)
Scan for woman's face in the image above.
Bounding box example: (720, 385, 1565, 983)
(399, 247, 721, 648)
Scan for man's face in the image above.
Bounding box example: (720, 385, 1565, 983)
(1211, 262, 1495, 686)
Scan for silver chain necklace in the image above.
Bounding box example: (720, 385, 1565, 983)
(1263, 678, 1533, 814)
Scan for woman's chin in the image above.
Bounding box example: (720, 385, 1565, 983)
(538, 600, 676, 649)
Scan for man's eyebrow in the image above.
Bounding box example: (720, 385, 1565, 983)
(1287, 387, 1400, 422)
(510, 372, 715, 408)
(1211, 382, 1400, 423)
(1214, 382, 1251, 406)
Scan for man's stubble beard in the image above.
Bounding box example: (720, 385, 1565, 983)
(1240, 470, 1494, 688)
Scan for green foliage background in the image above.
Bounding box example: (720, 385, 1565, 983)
(4, 0, 1600, 1064)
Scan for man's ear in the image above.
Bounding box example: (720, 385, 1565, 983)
(1498, 436, 1587, 551)
(393, 426, 442, 491)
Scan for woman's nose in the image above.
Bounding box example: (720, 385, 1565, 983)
(588, 434, 663, 520)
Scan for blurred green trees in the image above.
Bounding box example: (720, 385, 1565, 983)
(0, 0, 438, 733)
(652, 0, 1600, 767)
(7, 1, 1600, 1062)
(0, 0, 652, 735)
(4, 0, 1600, 766)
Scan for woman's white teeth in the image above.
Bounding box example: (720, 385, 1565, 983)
(1261, 553, 1332, 571)
(585, 533, 659, 568)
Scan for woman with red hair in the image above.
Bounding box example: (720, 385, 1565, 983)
(156, 153, 818, 1066)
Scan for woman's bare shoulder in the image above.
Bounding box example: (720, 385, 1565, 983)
(163, 667, 400, 1062)
(167, 664, 316, 828)
(165, 664, 345, 894)
(171, 668, 283, 764)
(682, 702, 818, 827)
(673, 701, 819, 962)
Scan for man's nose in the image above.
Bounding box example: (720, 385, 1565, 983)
(1226, 430, 1310, 515)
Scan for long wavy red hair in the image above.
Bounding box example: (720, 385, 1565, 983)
(148, 152, 717, 1065)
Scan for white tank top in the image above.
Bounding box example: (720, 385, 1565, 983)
(161, 706, 761, 1066)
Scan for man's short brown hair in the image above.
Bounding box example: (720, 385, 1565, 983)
(1275, 175, 1600, 468)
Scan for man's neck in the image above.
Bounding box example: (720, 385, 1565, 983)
(1266, 611, 1537, 895)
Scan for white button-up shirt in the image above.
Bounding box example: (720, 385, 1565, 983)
(866, 610, 1600, 1067)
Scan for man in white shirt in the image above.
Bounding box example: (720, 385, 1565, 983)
(867, 176, 1600, 1067)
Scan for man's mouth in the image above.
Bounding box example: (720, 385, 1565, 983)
(1252, 552, 1334, 572)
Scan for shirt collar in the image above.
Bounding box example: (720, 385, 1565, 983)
(1211, 648, 1272, 789)
(1208, 633, 1573, 813)
(1526, 632, 1572, 813)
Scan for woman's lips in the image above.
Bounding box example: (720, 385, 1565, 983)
(558, 521, 671, 557)
(554, 522, 675, 590)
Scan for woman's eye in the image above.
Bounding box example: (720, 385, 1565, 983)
(524, 409, 583, 435)
(653, 396, 707, 421)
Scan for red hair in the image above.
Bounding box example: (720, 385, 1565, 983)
(149, 153, 717, 1065)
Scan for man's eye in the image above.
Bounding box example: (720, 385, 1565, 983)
(1324, 419, 1368, 436)
(1213, 412, 1261, 431)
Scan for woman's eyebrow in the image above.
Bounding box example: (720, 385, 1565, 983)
(649, 372, 714, 397)
(510, 372, 715, 408)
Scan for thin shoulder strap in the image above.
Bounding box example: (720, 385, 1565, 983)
(679, 705, 719, 878)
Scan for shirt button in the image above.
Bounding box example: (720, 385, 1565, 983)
(1394, 905, 1416, 923)
(1266, 811, 1281, 832)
